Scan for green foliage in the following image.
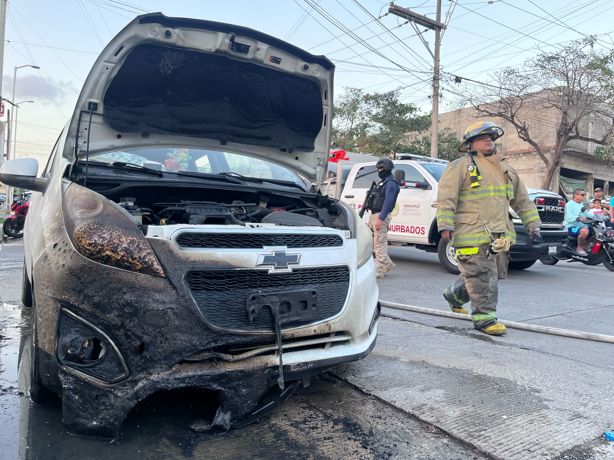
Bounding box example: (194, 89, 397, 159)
(593, 145, 614, 162)
(332, 88, 430, 155)
(404, 129, 462, 161)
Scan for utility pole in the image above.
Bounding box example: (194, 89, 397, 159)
(0, 0, 7, 165)
(389, 1, 445, 158)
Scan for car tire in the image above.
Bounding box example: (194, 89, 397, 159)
(539, 255, 559, 265)
(29, 296, 57, 404)
(22, 259, 33, 308)
(508, 259, 537, 270)
(437, 238, 460, 275)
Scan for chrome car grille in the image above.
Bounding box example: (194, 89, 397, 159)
(176, 232, 343, 248)
(186, 266, 350, 331)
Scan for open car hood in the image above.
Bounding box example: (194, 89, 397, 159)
(63, 13, 334, 183)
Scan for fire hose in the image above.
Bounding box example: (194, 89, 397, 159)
(379, 300, 614, 345)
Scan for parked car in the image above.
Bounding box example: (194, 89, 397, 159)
(0, 13, 378, 437)
(339, 154, 567, 274)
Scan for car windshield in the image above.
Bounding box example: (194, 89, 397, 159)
(85, 147, 309, 189)
(419, 162, 446, 182)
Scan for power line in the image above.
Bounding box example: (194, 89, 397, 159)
(76, 0, 105, 45)
(442, 0, 593, 70)
(5, 40, 98, 55)
(8, 4, 83, 82)
(351, 0, 433, 68)
(505, 0, 589, 39)
(444, 0, 606, 77)
(300, 0, 428, 82)
(454, 2, 566, 50)
(285, 1, 317, 40)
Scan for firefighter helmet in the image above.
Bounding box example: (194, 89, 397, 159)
(458, 121, 504, 152)
(376, 158, 394, 171)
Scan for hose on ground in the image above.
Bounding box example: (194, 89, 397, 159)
(379, 300, 614, 345)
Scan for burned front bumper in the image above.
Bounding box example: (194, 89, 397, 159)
(33, 226, 379, 436)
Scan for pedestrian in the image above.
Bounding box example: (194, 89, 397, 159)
(437, 121, 541, 336)
(365, 158, 400, 278)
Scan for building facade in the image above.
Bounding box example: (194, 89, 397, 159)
(438, 100, 614, 198)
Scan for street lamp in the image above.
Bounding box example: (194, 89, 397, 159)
(13, 99, 34, 158)
(6, 99, 34, 209)
(11, 64, 40, 161)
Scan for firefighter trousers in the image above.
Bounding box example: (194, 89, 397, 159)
(444, 244, 509, 329)
(369, 213, 394, 276)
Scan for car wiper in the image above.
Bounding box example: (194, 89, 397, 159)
(171, 170, 245, 184)
(76, 160, 164, 177)
(110, 161, 164, 176)
(246, 177, 307, 191)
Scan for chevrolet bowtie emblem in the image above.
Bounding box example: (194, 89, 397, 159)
(257, 250, 301, 272)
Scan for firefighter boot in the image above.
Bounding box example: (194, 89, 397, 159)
(443, 290, 468, 315)
(479, 322, 507, 336)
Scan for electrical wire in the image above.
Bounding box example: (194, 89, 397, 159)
(285, 0, 317, 40)
(4, 40, 98, 55)
(300, 0, 428, 83)
(445, 0, 606, 75)
(351, 0, 433, 67)
(76, 0, 105, 46)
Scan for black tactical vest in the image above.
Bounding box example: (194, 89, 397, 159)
(369, 175, 399, 213)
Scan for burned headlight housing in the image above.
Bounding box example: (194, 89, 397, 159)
(63, 183, 164, 276)
(57, 308, 129, 383)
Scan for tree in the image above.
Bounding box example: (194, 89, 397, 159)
(332, 88, 429, 155)
(405, 128, 461, 161)
(459, 37, 614, 189)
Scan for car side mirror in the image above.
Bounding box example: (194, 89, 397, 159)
(0, 158, 48, 192)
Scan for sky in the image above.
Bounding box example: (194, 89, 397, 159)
(3, 0, 614, 167)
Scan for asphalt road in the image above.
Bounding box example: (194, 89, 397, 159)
(1, 240, 614, 459)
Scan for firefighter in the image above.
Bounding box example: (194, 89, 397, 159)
(437, 121, 541, 335)
(366, 158, 400, 278)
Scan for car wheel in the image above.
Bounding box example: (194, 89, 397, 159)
(29, 296, 57, 403)
(508, 259, 537, 270)
(437, 238, 460, 275)
(22, 259, 33, 308)
(539, 255, 559, 265)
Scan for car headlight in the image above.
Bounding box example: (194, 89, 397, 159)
(63, 184, 164, 276)
(338, 201, 373, 268)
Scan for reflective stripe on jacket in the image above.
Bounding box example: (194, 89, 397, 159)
(436, 154, 540, 248)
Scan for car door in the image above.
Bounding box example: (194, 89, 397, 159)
(341, 164, 378, 218)
(388, 163, 433, 244)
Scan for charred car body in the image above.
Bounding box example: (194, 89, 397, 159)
(0, 14, 378, 436)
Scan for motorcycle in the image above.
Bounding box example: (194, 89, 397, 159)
(540, 213, 614, 271)
(3, 193, 30, 239)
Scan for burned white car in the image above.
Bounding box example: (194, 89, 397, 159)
(0, 13, 379, 436)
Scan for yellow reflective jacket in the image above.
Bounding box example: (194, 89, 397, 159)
(436, 153, 540, 248)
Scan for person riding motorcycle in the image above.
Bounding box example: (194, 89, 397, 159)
(563, 189, 592, 256)
(437, 121, 541, 336)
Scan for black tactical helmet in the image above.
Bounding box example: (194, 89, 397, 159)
(376, 158, 394, 171)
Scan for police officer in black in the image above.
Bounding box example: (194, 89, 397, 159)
(366, 158, 400, 278)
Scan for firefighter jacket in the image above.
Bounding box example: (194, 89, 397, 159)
(436, 152, 541, 248)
